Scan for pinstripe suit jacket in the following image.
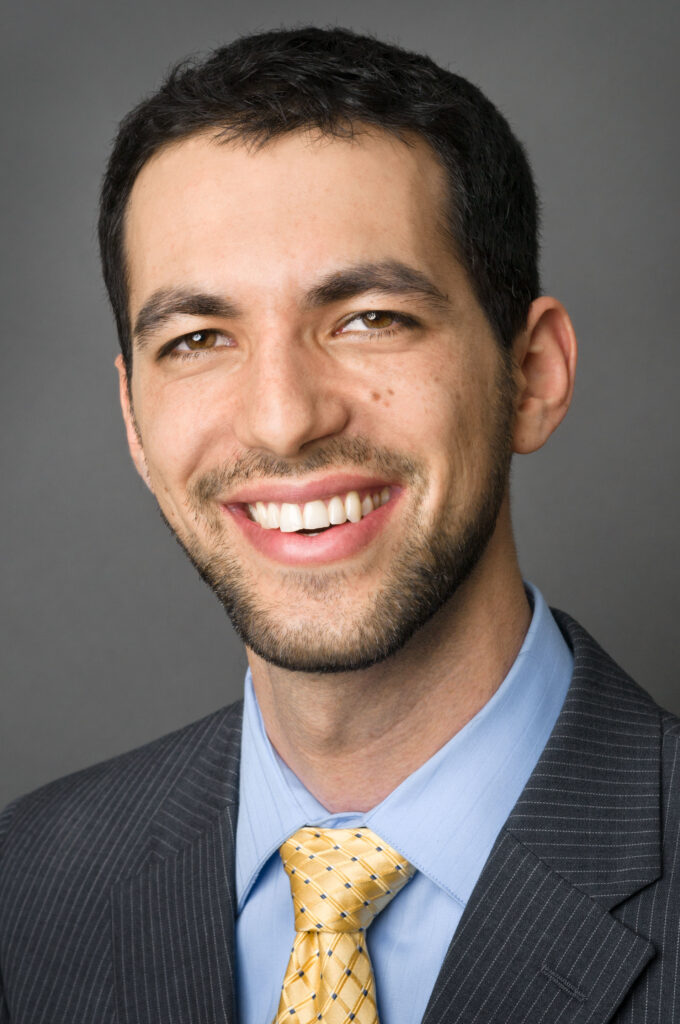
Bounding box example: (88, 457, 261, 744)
(1, 609, 679, 1023)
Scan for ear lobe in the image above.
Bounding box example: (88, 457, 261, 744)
(512, 297, 578, 455)
(115, 354, 153, 491)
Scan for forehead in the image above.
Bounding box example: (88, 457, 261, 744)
(124, 127, 453, 313)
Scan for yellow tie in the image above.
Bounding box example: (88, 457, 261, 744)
(274, 827, 415, 1024)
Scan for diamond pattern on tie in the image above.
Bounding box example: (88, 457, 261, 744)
(274, 827, 415, 1023)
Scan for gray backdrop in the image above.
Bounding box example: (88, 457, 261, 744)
(2, 0, 678, 809)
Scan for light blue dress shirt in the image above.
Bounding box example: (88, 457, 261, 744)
(235, 583, 573, 1024)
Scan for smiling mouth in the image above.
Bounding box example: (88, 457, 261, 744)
(243, 487, 392, 534)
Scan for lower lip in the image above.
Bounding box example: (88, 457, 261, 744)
(223, 493, 402, 566)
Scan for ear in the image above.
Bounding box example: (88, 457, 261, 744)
(115, 354, 153, 491)
(512, 297, 578, 454)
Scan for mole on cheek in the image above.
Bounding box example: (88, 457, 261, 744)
(387, 388, 394, 396)
(371, 391, 381, 401)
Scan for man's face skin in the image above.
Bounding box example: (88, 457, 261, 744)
(119, 128, 518, 673)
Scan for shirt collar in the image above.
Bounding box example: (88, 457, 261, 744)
(235, 582, 573, 911)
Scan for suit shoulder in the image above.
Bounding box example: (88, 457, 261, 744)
(0, 700, 243, 873)
(551, 607, 670, 718)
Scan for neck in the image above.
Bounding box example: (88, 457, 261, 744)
(247, 506, 531, 812)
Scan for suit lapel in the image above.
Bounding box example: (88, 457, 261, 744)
(422, 830, 654, 1024)
(109, 612, 664, 1024)
(112, 702, 243, 1024)
(423, 610, 662, 1024)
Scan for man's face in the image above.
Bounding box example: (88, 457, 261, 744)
(122, 128, 516, 672)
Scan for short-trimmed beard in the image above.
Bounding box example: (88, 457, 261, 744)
(158, 361, 516, 674)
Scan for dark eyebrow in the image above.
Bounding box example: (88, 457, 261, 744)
(133, 290, 242, 348)
(304, 260, 451, 314)
(132, 260, 451, 349)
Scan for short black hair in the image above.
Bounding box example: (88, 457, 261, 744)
(98, 25, 540, 375)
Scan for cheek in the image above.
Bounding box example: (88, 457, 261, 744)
(136, 378, 233, 492)
(401, 362, 496, 501)
(386, 363, 463, 449)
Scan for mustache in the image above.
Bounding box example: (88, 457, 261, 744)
(189, 436, 424, 506)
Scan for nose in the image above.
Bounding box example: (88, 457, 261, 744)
(234, 333, 351, 457)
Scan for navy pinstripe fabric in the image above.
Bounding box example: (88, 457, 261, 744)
(0, 703, 242, 1024)
(1, 611, 679, 1023)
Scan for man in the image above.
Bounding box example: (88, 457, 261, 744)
(0, 24, 677, 1024)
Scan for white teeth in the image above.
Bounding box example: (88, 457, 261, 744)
(345, 491, 362, 523)
(267, 502, 280, 529)
(247, 487, 392, 531)
(303, 499, 331, 530)
(328, 495, 347, 525)
(255, 501, 269, 528)
(279, 503, 304, 533)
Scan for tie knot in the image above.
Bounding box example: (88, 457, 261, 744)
(279, 827, 414, 934)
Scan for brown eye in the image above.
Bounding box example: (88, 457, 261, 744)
(184, 331, 217, 350)
(360, 311, 396, 329)
(341, 310, 412, 336)
(174, 330, 231, 353)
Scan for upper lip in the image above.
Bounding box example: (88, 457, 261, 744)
(224, 473, 396, 506)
